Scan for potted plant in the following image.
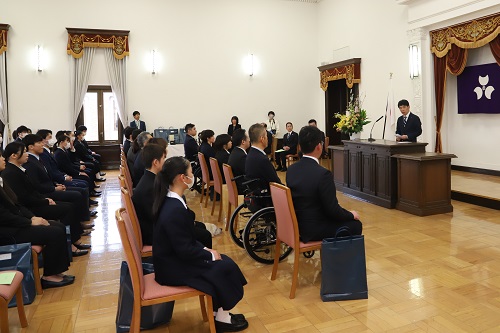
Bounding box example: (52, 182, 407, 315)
(334, 92, 370, 140)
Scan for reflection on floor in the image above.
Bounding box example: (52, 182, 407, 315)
(8, 169, 500, 332)
(452, 170, 500, 200)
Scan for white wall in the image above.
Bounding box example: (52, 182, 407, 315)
(3, 0, 319, 137)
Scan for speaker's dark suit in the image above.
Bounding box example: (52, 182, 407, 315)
(396, 112, 422, 142)
(24, 154, 90, 222)
(153, 196, 246, 310)
(286, 156, 362, 242)
(228, 147, 247, 193)
(0, 181, 70, 276)
(245, 147, 281, 192)
(2, 163, 83, 243)
(130, 120, 146, 131)
(276, 131, 298, 168)
(184, 135, 199, 162)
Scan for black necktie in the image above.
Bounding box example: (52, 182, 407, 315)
(403, 116, 407, 127)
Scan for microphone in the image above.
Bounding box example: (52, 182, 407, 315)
(368, 116, 384, 142)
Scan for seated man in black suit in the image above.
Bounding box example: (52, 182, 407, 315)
(262, 123, 273, 155)
(15, 125, 30, 142)
(228, 129, 250, 193)
(395, 99, 422, 142)
(275, 122, 298, 172)
(122, 126, 134, 156)
(245, 123, 281, 193)
(76, 125, 105, 177)
(286, 126, 362, 242)
(132, 144, 212, 248)
(183, 123, 199, 162)
(308, 119, 327, 156)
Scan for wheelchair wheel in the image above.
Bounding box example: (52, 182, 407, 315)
(229, 203, 253, 248)
(191, 165, 203, 194)
(242, 207, 292, 264)
(303, 251, 315, 258)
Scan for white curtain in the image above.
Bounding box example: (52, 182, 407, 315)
(0, 52, 8, 148)
(69, 48, 95, 127)
(104, 48, 127, 127)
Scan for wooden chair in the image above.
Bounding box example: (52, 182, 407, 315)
(209, 158, 223, 222)
(115, 208, 215, 333)
(286, 144, 301, 168)
(268, 136, 278, 166)
(120, 187, 152, 257)
(31, 246, 44, 295)
(269, 182, 322, 299)
(222, 164, 238, 231)
(198, 152, 213, 208)
(0, 271, 28, 333)
(120, 165, 134, 195)
(118, 175, 127, 189)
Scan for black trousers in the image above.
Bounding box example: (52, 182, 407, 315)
(275, 150, 296, 168)
(29, 201, 83, 244)
(194, 221, 212, 249)
(46, 189, 90, 222)
(13, 221, 70, 276)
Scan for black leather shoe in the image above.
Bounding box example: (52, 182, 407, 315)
(275, 166, 283, 171)
(41, 277, 75, 289)
(95, 178, 106, 182)
(89, 200, 98, 206)
(99, 172, 106, 176)
(81, 231, 91, 237)
(89, 211, 98, 217)
(90, 191, 101, 197)
(281, 167, 287, 172)
(215, 317, 249, 332)
(74, 243, 91, 249)
(59, 274, 75, 282)
(72, 248, 89, 257)
(94, 185, 101, 189)
(81, 223, 94, 229)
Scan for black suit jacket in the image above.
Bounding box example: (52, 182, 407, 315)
(228, 147, 247, 192)
(123, 140, 132, 156)
(282, 131, 298, 155)
(0, 181, 34, 238)
(227, 124, 241, 137)
(24, 154, 57, 194)
(40, 149, 66, 184)
(130, 120, 146, 131)
(2, 163, 50, 208)
(132, 170, 156, 246)
(286, 157, 355, 242)
(184, 135, 199, 162)
(245, 147, 281, 192)
(215, 150, 229, 183)
(200, 142, 215, 178)
(54, 148, 80, 178)
(396, 113, 422, 142)
(74, 140, 95, 163)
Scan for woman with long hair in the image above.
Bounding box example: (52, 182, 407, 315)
(152, 157, 248, 332)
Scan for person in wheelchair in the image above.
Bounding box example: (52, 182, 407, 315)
(183, 123, 199, 162)
(245, 123, 282, 194)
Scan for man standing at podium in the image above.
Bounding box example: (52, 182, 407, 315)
(395, 99, 421, 142)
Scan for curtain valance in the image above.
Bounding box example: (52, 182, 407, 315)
(66, 28, 130, 60)
(430, 13, 500, 58)
(0, 24, 9, 56)
(318, 58, 361, 91)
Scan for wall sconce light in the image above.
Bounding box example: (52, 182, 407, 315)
(243, 53, 258, 77)
(409, 44, 420, 79)
(249, 53, 254, 77)
(37, 45, 43, 72)
(151, 49, 157, 75)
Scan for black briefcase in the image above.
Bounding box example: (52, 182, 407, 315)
(320, 227, 368, 301)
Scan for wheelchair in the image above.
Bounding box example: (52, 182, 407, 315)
(188, 155, 203, 194)
(228, 178, 314, 264)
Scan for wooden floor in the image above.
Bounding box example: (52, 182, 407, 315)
(451, 170, 500, 200)
(7, 167, 500, 332)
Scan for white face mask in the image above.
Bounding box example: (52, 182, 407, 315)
(268, 114, 274, 119)
(183, 175, 194, 189)
(65, 142, 71, 149)
(47, 138, 57, 147)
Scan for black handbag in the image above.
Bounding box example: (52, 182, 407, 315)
(116, 260, 174, 332)
(320, 227, 368, 301)
(0, 242, 36, 307)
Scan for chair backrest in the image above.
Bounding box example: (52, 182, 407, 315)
(198, 152, 211, 184)
(223, 164, 238, 207)
(324, 136, 329, 149)
(118, 175, 127, 189)
(269, 182, 300, 249)
(209, 157, 222, 194)
(120, 187, 144, 250)
(115, 208, 145, 298)
(120, 165, 134, 194)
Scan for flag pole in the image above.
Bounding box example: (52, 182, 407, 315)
(382, 73, 393, 139)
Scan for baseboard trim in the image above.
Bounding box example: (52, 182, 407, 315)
(451, 190, 500, 210)
(451, 165, 500, 177)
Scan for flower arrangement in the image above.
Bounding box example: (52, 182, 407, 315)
(334, 92, 370, 135)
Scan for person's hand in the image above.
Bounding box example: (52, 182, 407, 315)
(402, 135, 408, 140)
(79, 172, 89, 177)
(80, 165, 86, 170)
(284, 146, 290, 151)
(64, 175, 72, 181)
(396, 136, 401, 142)
(31, 216, 49, 226)
(47, 198, 56, 205)
(351, 210, 360, 220)
(55, 184, 65, 191)
(205, 248, 222, 261)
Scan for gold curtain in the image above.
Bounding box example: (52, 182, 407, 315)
(66, 28, 129, 59)
(318, 59, 361, 91)
(0, 24, 9, 56)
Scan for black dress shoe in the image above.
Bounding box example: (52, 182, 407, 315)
(74, 243, 91, 250)
(281, 167, 287, 172)
(81, 223, 94, 229)
(94, 185, 101, 189)
(89, 211, 98, 217)
(99, 172, 106, 176)
(215, 317, 249, 332)
(90, 191, 101, 197)
(81, 231, 91, 237)
(72, 248, 89, 257)
(89, 199, 98, 206)
(41, 277, 75, 289)
(95, 178, 106, 182)
(275, 166, 283, 171)
(59, 274, 75, 282)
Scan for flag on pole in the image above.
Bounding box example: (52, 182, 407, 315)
(384, 76, 396, 138)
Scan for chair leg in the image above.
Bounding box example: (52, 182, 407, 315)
(130, 301, 142, 333)
(200, 182, 205, 203)
(15, 285, 28, 328)
(225, 203, 231, 231)
(290, 250, 301, 299)
(271, 239, 281, 281)
(210, 192, 216, 216)
(205, 295, 216, 333)
(204, 186, 210, 208)
(32, 249, 43, 295)
(217, 192, 223, 222)
(0, 298, 9, 333)
(199, 295, 208, 321)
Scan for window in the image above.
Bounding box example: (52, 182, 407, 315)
(77, 85, 122, 143)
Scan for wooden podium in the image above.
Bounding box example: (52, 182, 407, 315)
(394, 152, 456, 216)
(329, 139, 427, 208)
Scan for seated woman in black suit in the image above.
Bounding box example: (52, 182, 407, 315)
(214, 134, 232, 183)
(0, 155, 74, 289)
(152, 157, 248, 332)
(227, 116, 241, 137)
(199, 130, 216, 177)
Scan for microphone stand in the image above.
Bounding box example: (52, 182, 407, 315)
(368, 116, 384, 142)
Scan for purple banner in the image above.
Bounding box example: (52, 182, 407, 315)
(457, 63, 500, 114)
